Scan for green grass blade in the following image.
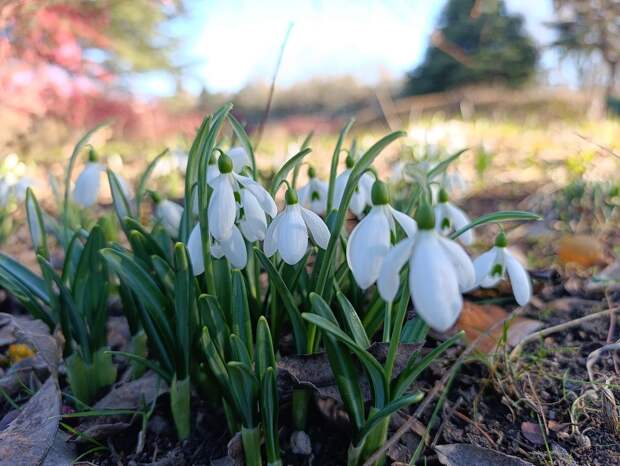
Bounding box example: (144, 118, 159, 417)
(269, 147, 312, 195)
(135, 148, 169, 216)
(326, 118, 354, 212)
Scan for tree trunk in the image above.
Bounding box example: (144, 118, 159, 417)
(605, 60, 617, 103)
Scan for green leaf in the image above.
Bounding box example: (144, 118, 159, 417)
(173, 243, 193, 378)
(227, 361, 258, 428)
(357, 392, 424, 442)
(229, 333, 252, 367)
(135, 148, 169, 216)
(314, 131, 406, 296)
(227, 114, 257, 178)
(198, 294, 231, 358)
(107, 169, 133, 227)
(66, 348, 117, 405)
(306, 293, 388, 408)
(336, 291, 370, 348)
(260, 367, 281, 464)
(427, 148, 469, 180)
(269, 147, 312, 195)
(255, 316, 276, 381)
(25, 188, 49, 259)
(200, 326, 232, 392)
(0, 253, 49, 305)
(61, 232, 84, 287)
(255, 248, 306, 354)
(231, 271, 253, 357)
(170, 375, 191, 439)
(292, 131, 314, 188)
(326, 118, 354, 212)
(0, 266, 54, 328)
(449, 210, 542, 241)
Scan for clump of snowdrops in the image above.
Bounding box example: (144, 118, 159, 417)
(0, 105, 539, 466)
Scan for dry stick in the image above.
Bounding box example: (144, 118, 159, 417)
(253, 22, 293, 153)
(362, 307, 528, 466)
(574, 132, 620, 160)
(510, 306, 620, 361)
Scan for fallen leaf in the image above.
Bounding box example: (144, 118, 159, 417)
(520, 421, 545, 445)
(453, 302, 542, 353)
(435, 444, 534, 466)
(41, 431, 75, 466)
(586, 261, 620, 292)
(76, 371, 168, 441)
(0, 377, 61, 466)
(557, 235, 606, 268)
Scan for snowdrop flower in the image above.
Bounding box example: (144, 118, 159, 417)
(73, 148, 105, 208)
(378, 202, 475, 331)
(469, 232, 532, 306)
(297, 166, 328, 215)
(187, 223, 247, 273)
(347, 180, 418, 290)
(152, 192, 183, 238)
(264, 187, 330, 265)
(435, 188, 473, 245)
(0, 180, 9, 208)
(207, 153, 276, 242)
(333, 155, 374, 218)
(203, 146, 252, 185)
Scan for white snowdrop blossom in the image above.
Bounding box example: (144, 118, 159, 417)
(264, 187, 330, 265)
(187, 223, 247, 273)
(434, 188, 473, 245)
(378, 203, 475, 332)
(154, 196, 184, 238)
(469, 232, 532, 306)
(72, 149, 105, 208)
(207, 153, 276, 242)
(333, 155, 374, 218)
(347, 180, 418, 290)
(297, 166, 328, 215)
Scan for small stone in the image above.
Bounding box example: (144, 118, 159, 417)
(291, 430, 312, 455)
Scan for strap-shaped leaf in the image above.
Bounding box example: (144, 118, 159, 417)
(260, 367, 281, 464)
(254, 248, 306, 354)
(135, 148, 169, 216)
(326, 118, 354, 212)
(229, 333, 252, 367)
(198, 294, 230, 359)
(61, 232, 84, 287)
(26, 188, 49, 259)
(173, 243, 193, 379)
(450, 210, 541, 241)
(336, 291, 370, 348)
(201, 326, 231, 392)
(106, 350, 170, 382)
(125, 218, 169, 262)
(0, 253, 49, 305)
(305, 293, 388, 408)
(291, 131, 314, 188)
(227, 361, 258, 428)
(152, 255, 175, 296)
(427, 148, 469, 180)
(255, 316, 276, 381)
(269, 147, 312, 195)
(107, 169, 133, 228)
(227, 113, 256, 178)
(357, 392, 424, 442)
(0, 266, 54, 328)
(231, 270, 253, 357)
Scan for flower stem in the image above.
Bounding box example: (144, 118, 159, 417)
(382, 301, 392, 343)
(241, 425, 263, 466)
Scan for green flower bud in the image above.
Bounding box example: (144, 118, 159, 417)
(415, 202, 436, 230)
(218, 153, 233, 173)
(345, 154, 355, 169)
(87, 147, 98, 162)
(438, 188, 449, 203)
(149, 190, 162, 204)
(371, 180, 390, 205)
(285, 187, 298, 205)
(495, 231, 507, 248)
(307, 165, 317, 178)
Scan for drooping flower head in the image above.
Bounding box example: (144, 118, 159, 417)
(264, 185, 330, 265)
(434, 187, 473, 245)
(347, 180, 417, 290)
(151, 191, 183, 239)
(73, 147, 105, 208)
(297, 165, 328, 215)
(333, 154, 373, 218)
(378, 201, 475, 331)
(468, 231, 532, 306)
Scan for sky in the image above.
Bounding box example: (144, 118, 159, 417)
(131, 0, 559, 98)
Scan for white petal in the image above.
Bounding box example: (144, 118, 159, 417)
(409, 232, 463, 331)
(333, 170, 350, 209)
(73, 163, 103, 207)
(438, 236, 475, 291)
(117, 174, 134, 200)
(211, 241, 225, 259)
(346, 207, 391, 289)
(349, 190, 366, 217)
(300, 207, 330, 249)
(309, 179, 328, 215)
(187, 224, 205, 276)
(434, 205, 446, 235)
(228, 147, 252, 173)
(277, 205, 308, 265)
(218, 225, 248, 269)
(234, 174, 277, 218)
(297, 183, 311, 207)
(472, 248, 499, 289)
(208, 174, 237, 240)
(378, 237, 415, 302)
(156, 200, 183, 238)
(445, 202, 473, 245)
(239, 189, 267, 241)
(264, 212, 283, 257)
(206, 165, 220, 184)
(389, 206, 418, 237)
(504, 249, 532, 306)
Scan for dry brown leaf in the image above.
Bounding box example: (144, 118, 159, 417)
(557, 235, 606, 268)
(454, 302, 542, 353)
(435, 444, 534, 466)
(520, 421, 545, 445)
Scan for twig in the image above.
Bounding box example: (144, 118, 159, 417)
(253, 22, 293, 153)
(510, 307, 620, 360)
(587, 341, 620, 387)
(362, 307, 528, 466)
(452, 410, 497, 448)
(575, 132, 620, 160)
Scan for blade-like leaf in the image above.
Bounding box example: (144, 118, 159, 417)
(326, 118, 354, 212)
(449, 211, 542, 241)
(269, 147, 312, 195)
(231, 270, 253, 357)
(227, 114, 256, 178)
(255, 316, 276, 381)
(26, 188, 49, 259)
(135, 148, 169, 216)
(336, 291, 370, 348)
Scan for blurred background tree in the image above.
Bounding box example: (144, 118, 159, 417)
(404, 0, 538, 95)
(547, 0, 620, 103)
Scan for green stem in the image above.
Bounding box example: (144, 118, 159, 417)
(347, 441, 365, 466)
(361, 408, 389, 466)
(241, 425, 263, 466)
(382, 301, 392, 343)
(292, 387, 311, 431)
